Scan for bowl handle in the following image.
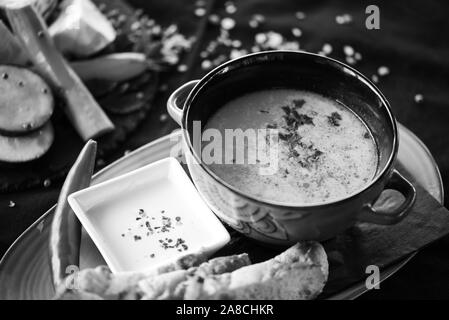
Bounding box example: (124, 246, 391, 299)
(358, 170, 417, 225)
(167, 80, 200, 126)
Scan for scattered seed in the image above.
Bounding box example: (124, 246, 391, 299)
(295, 11, 306, 20)
(371, 75, 379, 83)
(255, 33, 267, 44)
(37, 30, 44, 37)
(98, 3, 107, 11)
(253, 14, 265, 23)
(117, 14, 127, 24)
(195, 0, 206, 7)
(336, 16, 345, 24)
(208, 14, 220, 25)
(292, 28, 302, 37)
(8, 201, 15, 208)
(225, 2, 237, 14)
(249, 20, 258, 28)
(230, 49, 248, 59)
(414, 94, 424, 104)
(159, 114, 169, 122)
(346, 56, 356, 65)
(251, 45, 260, 53)
(96, 159, 105, 167)
(177, 64, 188, 72)
(354, 52, 362, 61)
(206, 40, 218, 53)
(120, 10, 194, 68)
(249, 14, 265, 28)
(130, 21, 140, 31)
(378, 66, 390, 77)
(322, 43, 333, 55)
(213, 54, 227, 66)
(201, 59, 212, 70)
(119, 82, 130, 93)
(43, 179, 51, 188)
(232, 39, 242, 48)
(2, 73, 8, 80)
(343, 45, 354, 56)
(336, 14, 353, 25)
(221, 17, 236, 30)
(266, 32, 283, 47)
(194, 8, 206, 17)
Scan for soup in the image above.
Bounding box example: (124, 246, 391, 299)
(203, 89, 379, 205)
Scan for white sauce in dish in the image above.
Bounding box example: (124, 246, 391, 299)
(88, 179, 205, 272)
(70, 159, 230, 273)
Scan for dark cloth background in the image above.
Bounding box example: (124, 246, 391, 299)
(1, 0, 449, 299)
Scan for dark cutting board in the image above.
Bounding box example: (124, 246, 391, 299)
(0, 0, 160, 193)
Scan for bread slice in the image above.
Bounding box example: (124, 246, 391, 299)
(183, 242, 328, 300)
(56, 242, 328, 300)
(56, 253, 250, 300)
(138, 254, 251, 300)
(55, 252, 207, 300)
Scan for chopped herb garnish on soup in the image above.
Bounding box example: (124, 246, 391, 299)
(328, 112, 342, 127)
(203, 89, 378, 204)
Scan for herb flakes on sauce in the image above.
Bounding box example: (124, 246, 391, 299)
(121, 208, 189, 260)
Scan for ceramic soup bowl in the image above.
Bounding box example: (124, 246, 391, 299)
(167, 50, 416, 246)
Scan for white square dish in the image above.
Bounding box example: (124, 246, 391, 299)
(68, 157, 230, 274)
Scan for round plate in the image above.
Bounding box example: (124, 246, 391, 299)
(0, 125, 444, 300)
